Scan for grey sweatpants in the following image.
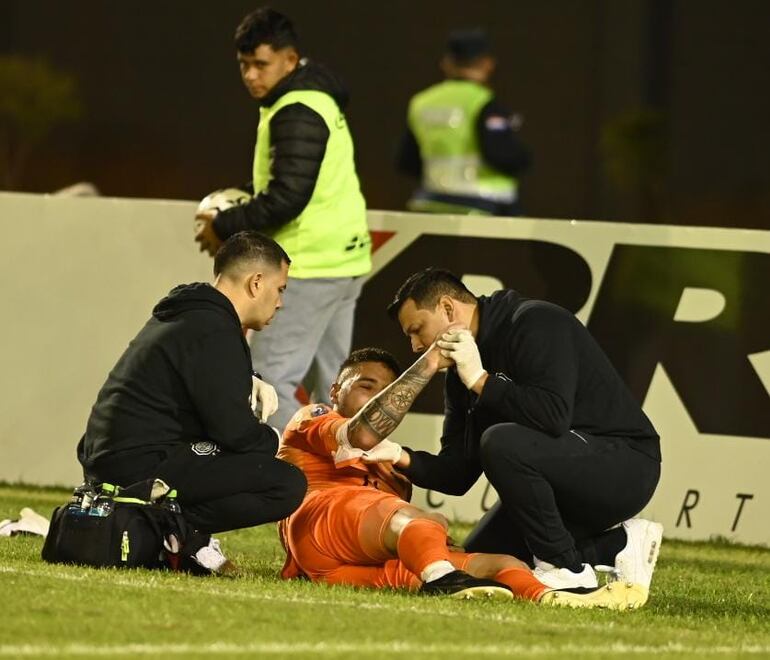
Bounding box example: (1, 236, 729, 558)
(249, 275, 365, 432)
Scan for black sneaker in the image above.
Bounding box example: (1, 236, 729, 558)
(420, 570, 513, 600)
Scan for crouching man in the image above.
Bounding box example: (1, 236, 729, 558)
(77, 231, 307, 573)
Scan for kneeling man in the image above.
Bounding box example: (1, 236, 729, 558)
(77, 231, 307, 572)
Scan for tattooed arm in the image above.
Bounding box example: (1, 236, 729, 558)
(343, 345, 443, 451)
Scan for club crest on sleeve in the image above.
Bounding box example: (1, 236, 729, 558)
(191, 441, 220, 456)
(311, 404, 330, 417)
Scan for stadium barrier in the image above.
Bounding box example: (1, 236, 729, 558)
(1, 192, 767, 545)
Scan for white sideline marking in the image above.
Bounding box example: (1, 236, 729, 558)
(0, 641, 768, 656)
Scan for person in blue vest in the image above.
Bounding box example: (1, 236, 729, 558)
(396, 29, 531, 216)
(194, 8, 371, 431)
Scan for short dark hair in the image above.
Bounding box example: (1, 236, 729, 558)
(387, 267, 476, 320)
(213, 230, 290, 276)
(337, 348, 402, 381)
(446, 28, 491, 66)
(235, 7, 299, 53)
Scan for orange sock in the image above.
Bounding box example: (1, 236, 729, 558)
(495, 567, 549, 601)
(396, 519, 451, 576)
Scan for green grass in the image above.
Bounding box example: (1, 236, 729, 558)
(1, 485, 768, 659)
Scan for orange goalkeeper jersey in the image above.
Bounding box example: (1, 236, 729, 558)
(277, 404, 412, 502)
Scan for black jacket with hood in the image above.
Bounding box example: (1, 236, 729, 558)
(404, 290, 661, 495)
(212, 61, 350, 240)
(77, 283, 278, 471)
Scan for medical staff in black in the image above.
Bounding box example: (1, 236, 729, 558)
(77, 231, 306, 572)
(386, 268, 662, 602)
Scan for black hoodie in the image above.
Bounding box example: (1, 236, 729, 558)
(77, 283, 278, 471)
(212, 61, 349, 240)
(405, 290, 660, 495)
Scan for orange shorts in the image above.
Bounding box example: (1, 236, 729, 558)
(285, 486, 406, 569)
(283, 485, 474, 591)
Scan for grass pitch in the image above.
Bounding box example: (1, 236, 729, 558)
(0, 485, 768, 659)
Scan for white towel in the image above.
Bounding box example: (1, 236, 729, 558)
(0, 507, 50, 538)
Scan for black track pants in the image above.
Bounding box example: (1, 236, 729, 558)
(464, 423, 660, 569)
(86, 444, 307, 535)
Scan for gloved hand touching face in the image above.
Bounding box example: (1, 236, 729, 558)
(436, 329, 487, 390)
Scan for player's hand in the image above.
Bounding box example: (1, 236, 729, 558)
(422, 339, 454, 372)
(194, 210, 222, 257)
(424, 322, 467, 371)
(251, 375, 278, 423)
(437, 329, 486, 390)
(425, 511, 449, 530)
(362, 439, 403, 464)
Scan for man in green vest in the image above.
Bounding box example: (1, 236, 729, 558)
(194, 8, 371, 430)
(397, 29, 531, 216)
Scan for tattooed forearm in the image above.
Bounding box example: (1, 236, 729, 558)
(348, 353, 435, 445)
(356, 404, 400, 439)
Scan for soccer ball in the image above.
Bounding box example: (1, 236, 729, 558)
(195, 188, 252, 236)
(196, 187, 252, 215)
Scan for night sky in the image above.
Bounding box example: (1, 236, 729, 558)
(2, 0, 769, 229)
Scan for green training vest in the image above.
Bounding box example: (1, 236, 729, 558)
(408, 80, 517, 204)
(253, 90, 370, 279)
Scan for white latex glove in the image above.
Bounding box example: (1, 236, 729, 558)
(362, 439, 403, 464)
(251, 375, 278, 423)
(436, 329, 486, 390)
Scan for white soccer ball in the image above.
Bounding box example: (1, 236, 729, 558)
(196, 187, 252, 215)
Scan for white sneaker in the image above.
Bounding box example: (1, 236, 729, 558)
(193, 538, 238, 576)
(614, 518, 663, 590)
(533, 558, 598, 589)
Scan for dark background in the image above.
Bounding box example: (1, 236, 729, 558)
(2, 0, 769, 228)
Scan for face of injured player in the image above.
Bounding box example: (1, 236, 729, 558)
(331, 361, 398, 418)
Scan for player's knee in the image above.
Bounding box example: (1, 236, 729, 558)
(423, 510, 449, 530)
(389, 507, 447, 537)
(388, 509, 414, 537)
(466, 553, 527, 579)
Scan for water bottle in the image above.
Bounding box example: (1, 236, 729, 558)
(89, 483, 117, 517)
(164, 489, 181, 514)
(77, 484, 98, 515)
(67, 483, 87, 515)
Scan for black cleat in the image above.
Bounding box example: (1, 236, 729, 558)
(420, 570, 513, 600)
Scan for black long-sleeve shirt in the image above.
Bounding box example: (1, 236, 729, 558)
(403, 290, 660, 495)
(78, 284, 278, 471)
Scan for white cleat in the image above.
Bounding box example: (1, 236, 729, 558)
(612, 518, 663, 604)
(533, 558, 598, 590)
(541, 582, 649, 611)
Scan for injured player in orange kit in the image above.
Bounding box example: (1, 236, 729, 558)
(276, 345, 645, 609)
